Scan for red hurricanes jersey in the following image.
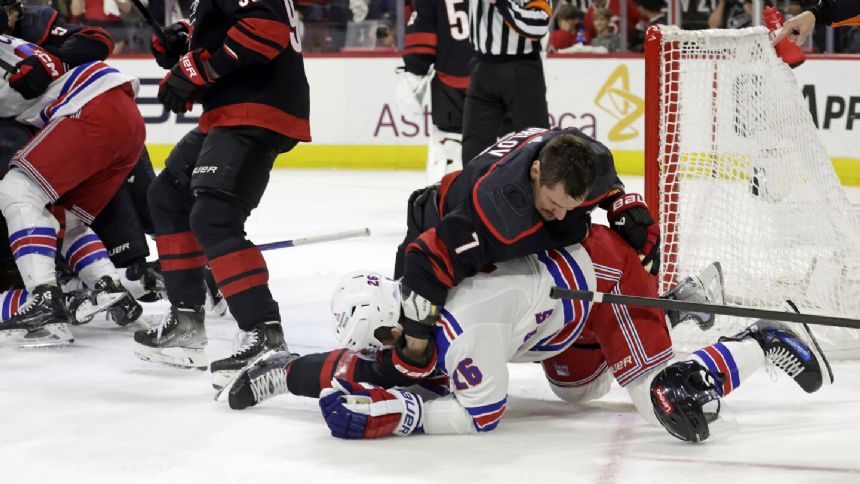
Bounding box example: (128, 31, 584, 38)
(402, 0, 473, 90)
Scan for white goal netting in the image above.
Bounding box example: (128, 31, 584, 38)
(647, 26, 860, 359)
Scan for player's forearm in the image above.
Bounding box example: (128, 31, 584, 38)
(494, 0, 551, 40)
(810, 0, 860, 27)
(208, 10, 292, 78)
(46, 25, 114, 65)
(421, 395, 480, 434)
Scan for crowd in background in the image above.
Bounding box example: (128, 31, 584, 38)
(21, 0, 860, 54)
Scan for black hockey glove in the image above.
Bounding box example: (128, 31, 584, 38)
(158, 49, 216, 114)
(398, 282, 439, 340)
(606, 192, 660, 275)
(150, 20, 191, 69)
(8, 47, 67, 100)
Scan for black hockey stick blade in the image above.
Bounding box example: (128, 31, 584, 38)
(129, 0, 168, 45)
(0, 56, 16, 74)
(549, 287, 860, 330)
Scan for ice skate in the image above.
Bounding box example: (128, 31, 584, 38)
(224, 350, 298, 409)
(123, 260, 165, 303)
(0, 285, 73, 347)
(94, 276, 143, 326)
(729, 320, 834, 393)
(663, 261, 725, 330)
(210, 322, 288, 390)
(65, 288, 125, 325)
(133, 306, 207, 369)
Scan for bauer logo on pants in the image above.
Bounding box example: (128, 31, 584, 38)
(192, 166, 218, 174)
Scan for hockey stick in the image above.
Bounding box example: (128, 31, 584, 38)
(0, 57, 15, 74)
(549, 287, 860, 330)
(129, 0, 169, 46)
(257, 227, 371, 252)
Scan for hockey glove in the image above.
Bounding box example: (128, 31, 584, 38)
(150, 20, 192, 70)
(319, 378, 424, 439)
(399, 282, 439, 338)
(158, 49, 216, 114)
(8, 47, 67, 100)
(606, 192, 660, 275)
(394, 67, 430, 116)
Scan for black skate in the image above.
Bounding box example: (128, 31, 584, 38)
(65, 275, 138, 325)
(210, 322, 288, 390)
(738, 320, 834, 393)
(223, 350, 299, 410)
(663, 261, 725, 330)
(94, 276, 143, 326)
(124, 260, 165, 303)
(0, 285, 73, 347)
(133, 306, 207, 369)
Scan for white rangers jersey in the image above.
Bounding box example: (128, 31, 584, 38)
(422, 243, 596, 434)
(0, 34, 137, 128)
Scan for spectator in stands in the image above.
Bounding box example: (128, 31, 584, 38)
(591, 6, 620, 52)
(70, 0, 129, 51)
(366, 0, 395, 22)
(708, 0, 754, 29)
(635, 0, 666, 26)
(297, 0, 328, 23)
(376, 23, 394, 48)
(584, 0, 642, 46)
(548, 3, 585, 52)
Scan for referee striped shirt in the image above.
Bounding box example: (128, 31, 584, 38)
(469, 0, 552, 57)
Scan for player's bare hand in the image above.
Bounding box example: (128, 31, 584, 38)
(773, 11, 816, 46)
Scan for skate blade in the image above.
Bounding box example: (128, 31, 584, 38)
(0, 323, 74, 348)
(213, 349, 279, 402)
(134, 344, 207, 370)
(211, 369, 240, 391)
(74, 293, 126, 323)
(784, 300, 834, 387)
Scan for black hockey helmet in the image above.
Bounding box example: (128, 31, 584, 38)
(650, 360, 726, 443)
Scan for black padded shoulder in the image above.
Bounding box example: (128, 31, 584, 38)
(15, 6, 58, 44)
(473, 134, 546, 244)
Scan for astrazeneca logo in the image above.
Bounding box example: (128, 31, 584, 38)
(593, 65, 644, 143)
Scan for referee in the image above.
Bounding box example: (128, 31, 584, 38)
(461, 0, 553, 163)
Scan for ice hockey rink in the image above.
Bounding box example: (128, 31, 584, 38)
(3, 170, 860, 484)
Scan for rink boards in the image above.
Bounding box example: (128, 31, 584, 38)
(110, 54, 860, 185)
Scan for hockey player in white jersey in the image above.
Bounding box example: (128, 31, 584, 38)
(0, 34, 145, 346)
(314, 224, 832, 441)
(223, 224, 832, 442)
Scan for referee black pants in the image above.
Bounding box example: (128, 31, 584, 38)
(461, 55, 550, 164)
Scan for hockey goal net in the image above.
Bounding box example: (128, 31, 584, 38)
(644, 26, 860, 359)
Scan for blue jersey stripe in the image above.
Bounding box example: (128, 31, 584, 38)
(714, 342, 741, 390)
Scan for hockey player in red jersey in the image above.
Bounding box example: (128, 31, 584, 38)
(133, 0, 311, 388)
(222, 225, 832, 442)
(397, 0, 473, 181)
(388, 127, 660, 386)
(0, 34, 145, 346)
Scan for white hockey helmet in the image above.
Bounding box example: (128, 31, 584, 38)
(331, 270, 402, 351)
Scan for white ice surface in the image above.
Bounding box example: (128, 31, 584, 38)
(2, 171, 860, 484)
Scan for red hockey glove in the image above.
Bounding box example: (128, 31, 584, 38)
(764, 7, 805, 69)
(157, 49, 216, 114)
(606, 192, 660, 275)
(150, 20, 192, 70)
(8, 47, 67, 100)
(319, 378, 424, 439)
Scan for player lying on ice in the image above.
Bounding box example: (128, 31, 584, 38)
(0, 33, 145, 346)
(221, 224, 834, 443)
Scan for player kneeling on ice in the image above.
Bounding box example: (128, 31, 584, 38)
(224, 225, 833, 442)
(0, 34, 144, 346)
